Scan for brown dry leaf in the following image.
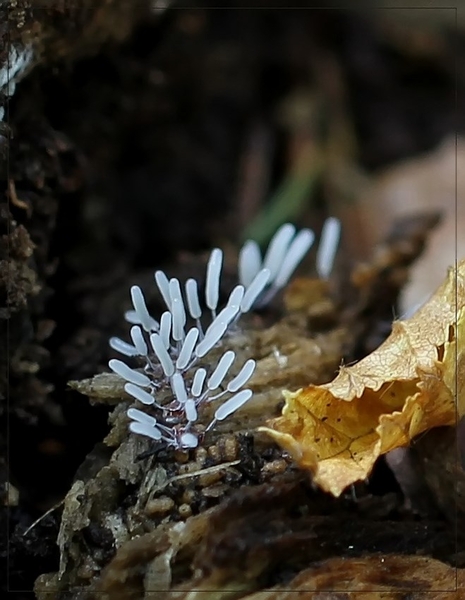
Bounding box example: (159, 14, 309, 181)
(261, 259, 465, 496)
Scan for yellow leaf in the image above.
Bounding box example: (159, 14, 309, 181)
(260, 259, 465, 496)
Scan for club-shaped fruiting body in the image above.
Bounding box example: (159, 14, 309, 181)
(125, 383, 155, 405)
(109, 337, 139, 357)
(238, 218, 341, 305)
(315, 217, 341, 280)
(206, 248, 223, 315)
(109, 359, 151, 387)
(131, 286, 158, 332)
(109, 219, 340, 450)
(119, 347, 256, 450)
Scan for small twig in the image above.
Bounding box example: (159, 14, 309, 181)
(22, 499, 64, 536)
(151, 459, 241, 495)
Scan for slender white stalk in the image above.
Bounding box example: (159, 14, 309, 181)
(215, 389, 253, 421)
(185, 278, 202, 319)
(184, 399, 198, 422)
(205, 305, 239, 336)
(227, 359, 256, 392)
(150, 334, 175, 377)
(130, 326, 148, 356)
(171, 372, 188, 404)
(316, 217, 340, 279)
(155, 271, 172, 309)
(159, 311, 172, 349)
(208, 351, 236, 390)
(226, 285, 245, 310)
(205, 248, 223, 313)
(195, 323, 227, 358)
(130, 286, 156, 332)
(171, 303, 185, 342)
(274, 229, 315, 289)
(127, 408, 157, 426)
(124, 310, 159, 331)
(262, 223, 295, 279)
(240, 268, 271, 312)
(195, 305, 238, 358)
(191, 368, 207, 397)
(169, 278, 184, 308)
(170, 278, 186, 342)
(129, 421, 162, 441)
(176, 327, 199, 370)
